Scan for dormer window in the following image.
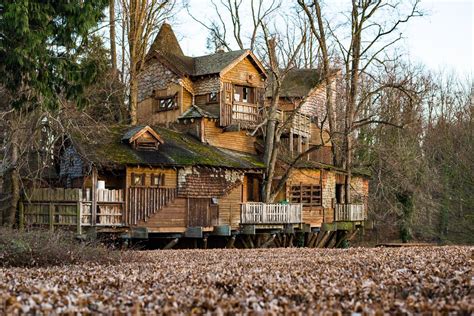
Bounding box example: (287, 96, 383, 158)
(122, 126, 164, 151)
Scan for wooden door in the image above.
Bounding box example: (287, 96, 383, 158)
(220, 82, 233, 126)
(187, 198, 219, 227)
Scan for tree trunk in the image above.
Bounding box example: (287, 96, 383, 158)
(109, 0, 117, 74)
(129, 73, 138, 125)
(2, 128, 20, 227)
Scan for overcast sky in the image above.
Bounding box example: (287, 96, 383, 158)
(171, 0, 473, 75)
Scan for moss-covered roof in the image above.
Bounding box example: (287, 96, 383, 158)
(71, 125, 264, 170)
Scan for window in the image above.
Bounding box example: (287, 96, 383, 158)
(151, 174, 165, 187)
(234, 85, 254, 103)
(208, 92, 219, 103)
(131, 173, 145, 186)
(153, 95, 178, 112)
(290, 184, 322, 206)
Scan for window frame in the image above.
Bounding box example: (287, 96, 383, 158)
(131, 173, 145, 187)
(153, 94, 178, 113)
(207, 91, 219, 103)
(151, 173, 165, 187)
(290, 184, 322, 207)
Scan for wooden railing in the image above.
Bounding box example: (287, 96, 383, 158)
(277, 110, 311, 137)
(82, 189, 124, 226)
(232, 102, 261, 127)
(126, 187, 177, 225)
(334, 204, 366, 221)
(241, 202, 303, 225)
(20, 188, 125, 233)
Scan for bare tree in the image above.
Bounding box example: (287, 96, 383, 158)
(187, 0, 281, 52)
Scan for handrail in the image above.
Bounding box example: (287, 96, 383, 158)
(240, 202, 303, 224)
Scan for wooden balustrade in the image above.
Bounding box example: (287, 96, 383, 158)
(276, 110, 311, 137)
(231, 102, 261, 127)
(126, 187, 177, 225)
(240, 202, 303, 225)
(334, 204, 366, 221)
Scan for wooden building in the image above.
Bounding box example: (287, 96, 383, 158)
(20, 23, 370, 248)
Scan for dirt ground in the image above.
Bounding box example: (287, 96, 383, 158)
(0, 246, 471, 314)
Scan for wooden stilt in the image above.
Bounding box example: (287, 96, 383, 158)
(282, 234, 287, 248)
(309, 232, 319, 248)
(225, 236, 236, 249)
(324, 231, 337, 248)
(247, 235, 255, 249)
(274, 234, 281, 247)
(335, 231, 348, 248)
(315, 231, 330, 248)
(260, 234, 276, 248)
(288, 234, 294, 247)
(347, 228, 360, 242)
(163, 238, 179, 250)
(202, 237, 208, 249)
(241, 237, 250, 249)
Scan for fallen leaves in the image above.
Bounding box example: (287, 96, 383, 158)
(0, 246, 472, 314)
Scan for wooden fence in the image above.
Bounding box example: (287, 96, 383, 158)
(334, 204, 366, 221)
(20, 188, 125, 233)
(240, 202, 303, 225)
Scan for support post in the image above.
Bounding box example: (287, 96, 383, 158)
(49, 203, 54, 231)
(163, 238, 180, 250)
(260, 234, 276, 248)
(76, 201, 82, 235)
(91, 167, 98, 226)
(290, 132, 294, 157)
(225, 236, 236, 249)
(202, 237, 208, 249)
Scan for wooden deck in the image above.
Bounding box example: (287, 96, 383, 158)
(240, 202, 303, 225)
(20, 187, 177, 233)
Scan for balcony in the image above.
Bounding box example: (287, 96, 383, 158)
(231, 102, 261, 128)
(277, 110, 311, 138)
(241, 202, 303, 225)
(334, 204, 366, 221)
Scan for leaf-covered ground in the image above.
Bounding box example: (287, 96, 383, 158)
(0, 246, 472, 314)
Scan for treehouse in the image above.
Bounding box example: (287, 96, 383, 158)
(18, 23, 371, 248)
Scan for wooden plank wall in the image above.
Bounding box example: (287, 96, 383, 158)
(138, 197, 187, 232)
(136, 83, 183, 125)
(218, 184, 243, 229)
(221, 57, 265, 87)
(203, 119, 257, 154)
(287, 169, 328, 227)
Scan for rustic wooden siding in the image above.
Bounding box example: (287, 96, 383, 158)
(221, 57, 265, 87)
(136, 83, 182, 125)
(138, 197, 187, 232)
(218, 184, 243, 229)
(137, 58, 180, 102)
(126, 167, 177, 188)
(182, 88, 193, 111)
(203, 119, 257, 154)
(285, 169, 337, 227)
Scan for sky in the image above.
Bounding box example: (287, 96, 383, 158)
(171, 0, 473, 76)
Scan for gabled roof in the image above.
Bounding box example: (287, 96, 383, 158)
(70, 125, 264, 170)
(266, 68, 339, 98)
(147, 23, 266, 78)
(178, 105, 219, 120)
(121, 125, 164, 144)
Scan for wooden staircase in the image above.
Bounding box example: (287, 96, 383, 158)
(137, 197, 187, 229)
(126, 187, 178, 226)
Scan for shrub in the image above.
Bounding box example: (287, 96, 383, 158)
(0, 228, 121, 267)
